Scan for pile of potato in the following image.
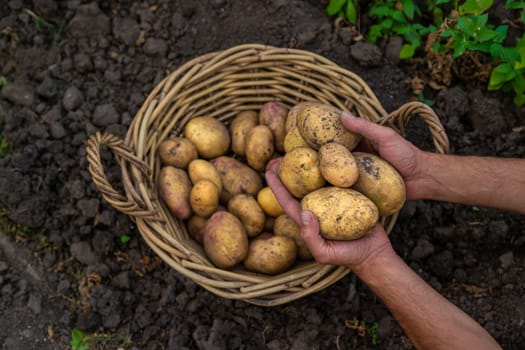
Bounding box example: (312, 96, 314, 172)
(157, 101, 406, 275)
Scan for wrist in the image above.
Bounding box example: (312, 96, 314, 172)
(414, 151, 443, 201)
(350, 241, 399, 278)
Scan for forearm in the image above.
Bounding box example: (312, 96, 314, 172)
(418, 153, 525, 214)
(353, 253, 501, 350)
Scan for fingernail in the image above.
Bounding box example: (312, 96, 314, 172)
(301, 211, 311, 225)
(269, 161, 279, 173)
(341, 111, 356, 120)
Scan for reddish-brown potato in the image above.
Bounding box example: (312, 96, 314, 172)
(158, 137, 198, 169)
(245, 125, 274, 171)
(259, 102, 288, 153)
(230, 110, 258, 157)
(158, 166, 192, 219)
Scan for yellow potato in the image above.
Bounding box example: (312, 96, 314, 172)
(318, 143, 359, 187)
(245, 125, 274, 171)
(210, 156, 263, 203)
(352, 152, 406, 216)
(190, 180, 220, 217)
(230, 110, 258, 157)
(274, 214, 313, 260)
(158, 166, 192, 219)
(204, 211, 248, 268)
(259, 102, 287, 153)
(257, 187, 285, 217)
(187, 215, 207, 244)
(301, 187, 379, 240)
(278, 146, 326, 198)
(228, 194, 266, 237)
(184, 117, 230, 159)
(283, 127, 309, 153)
(188, 159, 223, 193)
(158, 137, 198, 169)
(243, 233, 297, 275)
(296, 102, 361, 151)
(285, 101, 317, 132)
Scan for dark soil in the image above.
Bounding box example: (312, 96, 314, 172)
(1, 1, 524, 349)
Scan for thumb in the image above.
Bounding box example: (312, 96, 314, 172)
(340, 111, 390, 143)
(300, 211, 325, 256)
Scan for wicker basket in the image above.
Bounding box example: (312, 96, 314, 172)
(85, 44, 449, 306)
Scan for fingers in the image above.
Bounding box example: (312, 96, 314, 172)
(299, 210, 326, 257)
(265, 159, 302, 224)
(340, 111, 391, 145)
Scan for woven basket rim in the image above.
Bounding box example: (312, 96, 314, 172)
(85, 43, 450, 306)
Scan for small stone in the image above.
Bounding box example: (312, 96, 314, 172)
(385, 36, 403, 64)
(467, 89, 509, 136)
(29, 123, 49, 139)
(0, 261, 8, 272)
(70, 241, 99, 265)
(27, 293, 42, 314)
(63, 86, 84, 111)
(36, 76, 57, 98)
(1, 82, 35, 106)
(499, 251, 514, 269)
(92, 103, 119, 127)
(113, 17, 140, 46)
(410, 238, 435, 260)
(74, 53, 93, 73)
(49, 121, 67, 139)
(76, 311, 101, 332)
(143, 38, 167, 57)
(350, 41, 382, 67)
(68, 3, 110, 38)
(111, 271, 130, 290)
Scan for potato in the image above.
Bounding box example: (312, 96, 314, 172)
(204, 211, 249, 268)
(184, 116, 230, 159)
(158, 166, 192, 219)
(158, 137, 198, 169)
(243, 233, 297, 275)
(259, 102, 287, 153)
(296, 102, 361, 151)
(211, 156, 263, 203)
(274, 214, 313, 260)
(301, 187, 379, 240)
(190, 180, 220, 217)
(187, 215, 207, 244)
(230, 110, 258, 157)
(245, 125, 274, 171)
(285, 101, 317, 132)
(278, 146, 326, 198)
(352, 152, 406, 216)
(228, 194, 266, 237)
(283, 127, 308, 153)
(188, 159, 222, 193)
(318, 143, 359, 187)
(257, 187, 285, 217)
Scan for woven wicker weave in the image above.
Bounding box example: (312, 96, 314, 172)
(85, 44, 449, 306)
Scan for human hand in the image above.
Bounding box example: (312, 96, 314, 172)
(340, 112, 426, 201)
(265, 159, 395, 272)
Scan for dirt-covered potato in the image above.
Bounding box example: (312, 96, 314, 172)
(187, 215, 207, 244)
(228, 194, 266, 237)
(278, 146, 326, 198)
(259, 102, 287, 153)
(184, 116, 231, 159)
(285, 101, 317, 132)
(230, 110, 258, 157)
(211, 156, 263, 203)
(257, 187, 285, 217)
(352, 152, 406, 216)
(190, 180, 220, 217)
(296, 102, 361, 151)
(245, 125, 274, 171)
(283, 127, 308, 153)
(187, 159, 222, 193)
(301, 187, 379, 240)
(243, 233, 297, 275)
(274, 214, 313, 260)
(158, 166, 192, 219)
(204, 211, 249, 268)
(158, 137, 198, 169)
(318, 143, 359, 187)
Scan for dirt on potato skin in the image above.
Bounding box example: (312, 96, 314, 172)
(0, 1, 524, 349)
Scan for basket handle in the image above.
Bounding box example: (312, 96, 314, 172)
(85, 132, 157, 219)
(379, 101, 450, 154)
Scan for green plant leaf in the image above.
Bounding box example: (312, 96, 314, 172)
(392, 10, 406, 22)
(488, 63, 517, 90)
(453, 41, 468, 58)
(436, 0, 452, 4)
(505, 0, 525, 9)
(382, 18, 393, 29)
(490, 43, 504, 59)
(512, 73, 525, 93)
(401, 0, 415, 19)
(477, 28, 497, 42)
(346, 0, 357, 24)
(459, 0, 494, 15)
(120, 235, 131, 243)
(326, 0, 346, 16)
(368, 25, 383, 42)
(400, 44, 416, 58)
(71, 329, 89, 350)
(494, 25, 509, 42)
(369, 5, 391, 17)
(514, 92, 525, 105)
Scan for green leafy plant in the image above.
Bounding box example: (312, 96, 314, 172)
(345, 319, 380, 345)
(326, 0, 359, 24)
(120, 234, 131, 244)
(0, 135, 13, 156)
(0, 76, 7, 89)
(71, 329, 89, 350)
